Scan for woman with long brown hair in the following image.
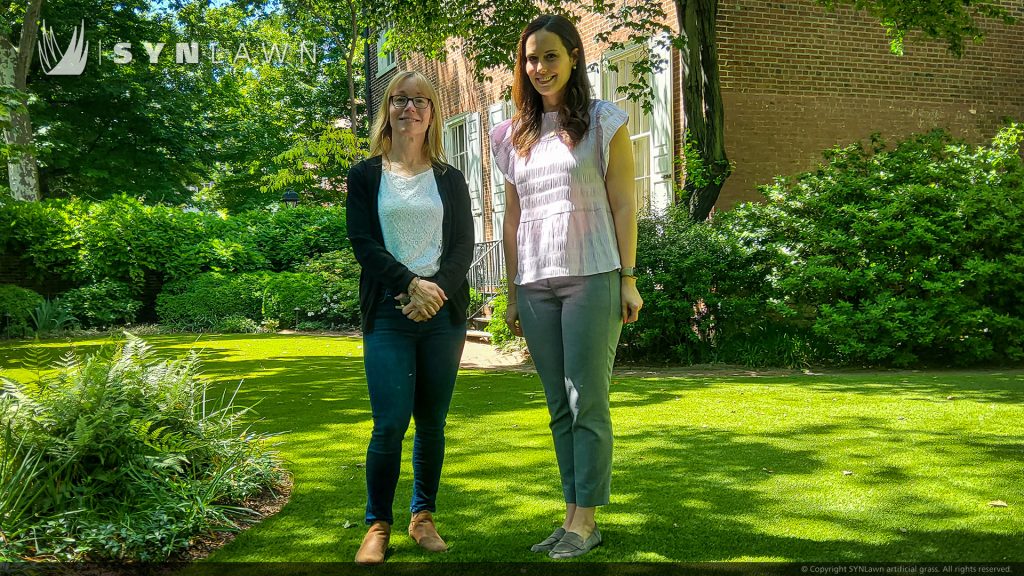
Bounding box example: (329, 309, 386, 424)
(491, 14, 643, 559)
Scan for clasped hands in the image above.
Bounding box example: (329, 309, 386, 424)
(395, 277, 446, 322)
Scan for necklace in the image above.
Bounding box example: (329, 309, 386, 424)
(385, 159, 431, 178)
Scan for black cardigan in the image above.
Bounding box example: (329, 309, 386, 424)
(346, 156, 475, 333)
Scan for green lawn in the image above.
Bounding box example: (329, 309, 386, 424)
(1, 334, 1022, 563)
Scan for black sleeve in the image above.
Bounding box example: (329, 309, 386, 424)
(346, 161, 417, 293)
(431, 168, 475, 295)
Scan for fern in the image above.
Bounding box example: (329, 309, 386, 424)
(0, 336, 284, 561)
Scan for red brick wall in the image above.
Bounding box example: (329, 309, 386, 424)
(716, 0, 1024, 207)
(370, 0, 1022, 223)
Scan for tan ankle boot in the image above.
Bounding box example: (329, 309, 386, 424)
(354, 521, 390, 564)
(408, 510, 448, 552)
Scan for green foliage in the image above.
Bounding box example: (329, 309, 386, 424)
(0, 335, 284, 560)
(727, 123, 1024, 367)
(485, 283, 521, 349)
(156, 272, 270, 331)
(0, 199, 79, 288)
(29, 298, 77, 337)
(820, 0, 1018, 57)
(156, 270, 358, 331)
(623, 206, 812, 367)
(236, 205, 349, 272)
(261, 273, 327, 329)
(0, 197, 351, 321)
(0, 285, 44, 339)
(297, 251, 361, 328)
(467, 287, 485, 318)
(59, 280, 141, 329)
(0, 425, 49, 551)
(213, 315, 262, 334)
(262, 124, 366, 204)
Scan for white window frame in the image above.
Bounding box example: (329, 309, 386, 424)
(444, 112, 484, 243)
(604, 45, 655, 216)
(376, 28, 397, 78)
(598, 38, 674, 216)
(486, 100, 514, 241)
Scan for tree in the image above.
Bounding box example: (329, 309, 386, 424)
(378, 0, 1017, 221)
(1, 0, 44, 201)
(4, 0, 364, 208)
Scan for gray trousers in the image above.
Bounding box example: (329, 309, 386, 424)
(517, 271, 622, 507)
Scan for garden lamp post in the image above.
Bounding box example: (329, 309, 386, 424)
(282, 190, 299, 208)
(294, 307, 300, 330)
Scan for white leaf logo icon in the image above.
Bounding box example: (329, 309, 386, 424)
(38, 20, 88, 76)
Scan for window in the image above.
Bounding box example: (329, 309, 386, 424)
(444, 113, 484, 242)
(376, 28, 396, 77)
(605, 48, 654, 215)
(601, 38, 674, 215)
(487, 101, 514, 240)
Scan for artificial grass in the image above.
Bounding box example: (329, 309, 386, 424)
(1, 334, 1022, 563)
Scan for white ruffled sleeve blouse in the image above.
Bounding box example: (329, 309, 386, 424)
(490, 99, 628, 285)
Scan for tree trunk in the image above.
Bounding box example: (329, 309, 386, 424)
(346, 3, 359, 131)
(16, 0, 43, 89)
(0, 39, 40, 201)
(678, 0, 730, 221)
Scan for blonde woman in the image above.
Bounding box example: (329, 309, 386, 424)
(346, 71, 474, 564)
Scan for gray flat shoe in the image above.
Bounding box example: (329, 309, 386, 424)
(549, 527, 602, 559)
(530, 527, 566, 553)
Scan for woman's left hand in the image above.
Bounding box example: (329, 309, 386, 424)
(395, 293, 437, 322)
(621, 279, 643, 324)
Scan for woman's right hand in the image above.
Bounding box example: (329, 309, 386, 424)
(504, 301, 523, 337)
(409, 278, 446, 316)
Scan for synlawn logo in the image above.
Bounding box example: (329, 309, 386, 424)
(38, 20, 88, 76)
(36, 20, 318, 77)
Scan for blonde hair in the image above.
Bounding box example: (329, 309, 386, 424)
(369, 71, 446, 166)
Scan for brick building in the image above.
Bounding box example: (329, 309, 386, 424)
(366, 0, 1024, 247)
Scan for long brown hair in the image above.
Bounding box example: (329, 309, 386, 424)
(369, 71, 447, 165)
(511, 14, 592, 156)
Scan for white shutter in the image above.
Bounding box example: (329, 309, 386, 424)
(650, 35, 674, 215)
(466, 111, 484, 243)
(487, 102, 510, 240)
(588, 61, 602, 99)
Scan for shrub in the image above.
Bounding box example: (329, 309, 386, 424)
(0, 335, 284, 560)
(236, 205, 349, 271)
(297, 251, 361, 328)
(622, 206, 809, 366)
(156, 272, 269, 330)
(0, 285, 44, 339)
(213, 315, 261, 334)
(295, 320, 328, 331)
(0, 197, 348, 316)
(728, 123, 1024, 367)
(28, 298, 77, 338)
(0, 200, 79, 289)
(467, 287, 485, 318)
(60, 279, 142, 329)
(485, 284, 522, 350)
(156, 270, 357, 331)
(261, 272, 326, 329)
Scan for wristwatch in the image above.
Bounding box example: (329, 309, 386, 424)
(619, 267, 637, 278)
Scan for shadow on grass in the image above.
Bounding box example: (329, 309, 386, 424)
(1, 334, 1021, 563)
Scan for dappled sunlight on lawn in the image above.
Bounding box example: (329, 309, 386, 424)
(1, 334, 1021, 562)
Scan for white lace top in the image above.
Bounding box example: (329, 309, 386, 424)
(490, 99, 628, 285)
(378, 168, 443, 277)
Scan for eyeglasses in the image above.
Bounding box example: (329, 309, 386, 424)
(390, 96, 432, 109)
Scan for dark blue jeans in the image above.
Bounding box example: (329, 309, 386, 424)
(362, 297, 466, 524)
